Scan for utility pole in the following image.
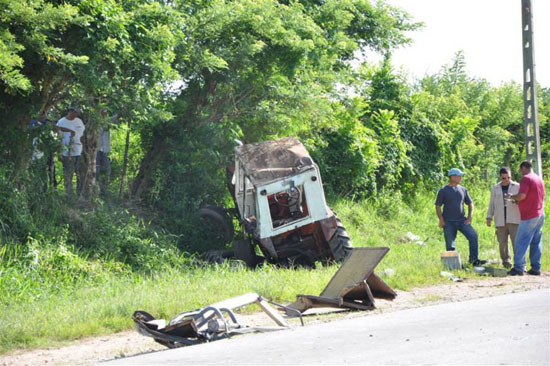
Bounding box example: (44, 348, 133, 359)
(521, 0, 542, 175)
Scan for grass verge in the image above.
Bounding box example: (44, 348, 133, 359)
(1, 188, 548, 354)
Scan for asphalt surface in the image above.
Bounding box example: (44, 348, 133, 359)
(103, 289, 550, 365)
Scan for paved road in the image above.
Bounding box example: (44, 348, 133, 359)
(103, 289, 550, 365)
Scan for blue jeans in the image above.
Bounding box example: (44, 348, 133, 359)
(513, 215, 545, 272)
(443, 219, 479, 262)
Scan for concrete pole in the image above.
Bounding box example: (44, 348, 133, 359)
(521, 0, 542, 176)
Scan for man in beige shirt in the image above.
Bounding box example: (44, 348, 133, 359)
(486, 167, 521, 268)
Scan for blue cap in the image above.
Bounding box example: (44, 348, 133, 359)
(447, 168, 465, 177)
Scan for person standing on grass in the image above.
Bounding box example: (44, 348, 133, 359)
(486, 167, 521, 269)
(435, 168, 486, 266)
(29, 112, 57, 190)
(55, 106, 85, 196)
(97, 109, 118, 196)
(506, 161, 545, 276)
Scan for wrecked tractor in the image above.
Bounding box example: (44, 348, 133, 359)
(199, 137, 353, 267)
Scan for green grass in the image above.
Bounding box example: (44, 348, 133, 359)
(0, 188, 548, 354)
(0, 263, 336, 352)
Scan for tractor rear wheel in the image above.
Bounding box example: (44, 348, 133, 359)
(327, 217, 353, 261)
(198, 205, 234, 247)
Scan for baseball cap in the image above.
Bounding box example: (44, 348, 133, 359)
(68, 106, 81, 114)
(447, 168, 465, 177)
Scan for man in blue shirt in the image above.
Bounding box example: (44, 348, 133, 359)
(435, 168, 486, 266)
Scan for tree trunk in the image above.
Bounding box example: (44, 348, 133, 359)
(80, 116, 99, 201)
(131, 139, 166, 201)
(131, 77, 217, 201)
(12, 115, 33, 190)
(119, 120, 131, 198)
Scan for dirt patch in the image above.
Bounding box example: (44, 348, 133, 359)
(1, 273, 549, 366)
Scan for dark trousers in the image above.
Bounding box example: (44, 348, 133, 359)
(63, 155, 83, 196)
(96, 151, 111, 194)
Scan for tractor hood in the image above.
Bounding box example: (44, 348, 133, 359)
(235, 137, 316, 186)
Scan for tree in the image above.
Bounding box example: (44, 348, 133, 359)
(130, 0, 418, 203)
(0, 0, 183, 200)
(0, 0, 88, 181)
(64, 0, 183, 200)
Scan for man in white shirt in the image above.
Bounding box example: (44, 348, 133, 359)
(56, 106, 85, 196)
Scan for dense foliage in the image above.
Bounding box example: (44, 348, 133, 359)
(1, 0, 548, 261)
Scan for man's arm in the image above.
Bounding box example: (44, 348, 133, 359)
(436, 205, 445, 228)
(53, 125, 75, 136)
(508, 192, 526, 202)
(465, 203, 474, 225)
(509, 178, 528, 202)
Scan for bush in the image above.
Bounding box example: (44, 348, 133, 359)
(0, 172, 35, 243)
(308, 101, 380, 198)
(66, 205, 190, 272)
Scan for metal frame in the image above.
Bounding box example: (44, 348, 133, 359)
(133, 293, 295, 349)
(255, 168, 330, 239)
(234, 156, 331, 239)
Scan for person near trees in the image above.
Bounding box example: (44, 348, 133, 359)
(55, 106, 85, 196)
(506, 161, 546, 276)
(97, 110, 118, 196)
(29, 112, 58, 189)
(486, 167, 521, 269)
(435, 168, 486, 266)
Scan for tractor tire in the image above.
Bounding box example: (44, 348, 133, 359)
(233, 239, 261, 268)
(327, 217, 353, 261)
(198, 205, 235, 246)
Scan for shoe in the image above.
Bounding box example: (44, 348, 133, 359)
(527, 269, 541, 276)
(470, 259, 487, 266)
(503, 262, 512, 269)
(507, 268, 525, 276)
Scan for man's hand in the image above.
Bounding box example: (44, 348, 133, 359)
(465, 216, 472, 225)
(439, 218, 445, 228)
(486, 218, 492, 227)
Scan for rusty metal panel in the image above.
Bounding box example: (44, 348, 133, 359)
(289, 248, 396, 313)
(321, 247, 389, 298)
(291, 293, 375, 312)
(235, 137, 315, 186)
(366, 272, 397, 300)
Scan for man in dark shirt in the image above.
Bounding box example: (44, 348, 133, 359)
(435, 168, 486, 266)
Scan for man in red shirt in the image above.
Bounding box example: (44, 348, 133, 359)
(507, 161, 546, 276)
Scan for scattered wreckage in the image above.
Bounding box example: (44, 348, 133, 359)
(133, 293, 295, 349)
(133, 137, 397, 348)
(134, 248, 396, 348)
